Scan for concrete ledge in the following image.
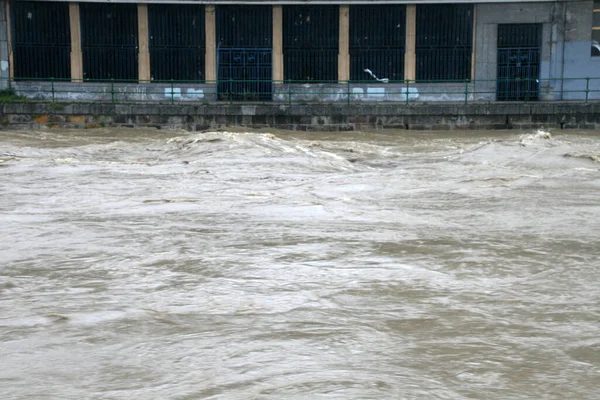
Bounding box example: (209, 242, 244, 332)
(1, 101, 599, 131)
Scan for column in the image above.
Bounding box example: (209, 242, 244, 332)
(2, 0, 11, 85)
(272, 5, 283, 82)
(69, 3, 83, 81)
(137, 4, 150, 82)
(338, 5, 349, 82)
(404, 4, 416, 81)
(205, 5, 216, 83)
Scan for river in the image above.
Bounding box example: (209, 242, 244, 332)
(1, 128, 599, 399)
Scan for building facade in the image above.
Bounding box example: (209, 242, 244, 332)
(0, 0, 598, 102)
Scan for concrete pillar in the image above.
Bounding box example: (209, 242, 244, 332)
(137, 4, 150, 82)
(338, 5, 349, 82)
(272, 5, 283, 82)
(471, 4, 477, 81)
(404, 4, 416, 81)
(69, 3, 83, 82)
(2, 0, 12, 86)
(205, 5, 216, 82)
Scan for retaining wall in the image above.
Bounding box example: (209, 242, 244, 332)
(1, 101, 599, 131)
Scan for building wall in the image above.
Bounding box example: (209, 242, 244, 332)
(3, 1, 600, 102)
(474, 1, 600, 101)
(474, 2, 563, 100)
(562, 0, 600, 100)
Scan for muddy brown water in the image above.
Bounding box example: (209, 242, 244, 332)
(1, 128, 599, 399)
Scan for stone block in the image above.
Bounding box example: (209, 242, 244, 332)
(9, 114, 31, 123)
(49, 115, 66, 123)
(69, 115, 86, 123)
(33, 115, 49, 123)
(114, 104, 131, 115)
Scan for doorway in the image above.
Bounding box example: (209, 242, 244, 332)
(216, 6, 272, 101)
(497, 24, 542, 101)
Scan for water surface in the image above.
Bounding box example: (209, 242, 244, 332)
(1, 128, 599, 399)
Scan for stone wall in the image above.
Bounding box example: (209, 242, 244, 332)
(1, 101, 599, 131)
(12, 81, 486, 103)
(273, 83, 472, 103)
(11, 79, 596, 105)
(11, 81, 217, 102)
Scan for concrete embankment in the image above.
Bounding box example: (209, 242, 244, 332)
(1, 102, 599, 131)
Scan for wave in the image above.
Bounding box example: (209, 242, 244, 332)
(447, 129, 600, 169)
(563, 153, 600, 163)
(519, 129, 553, 146)
(161, 131, 366, 174)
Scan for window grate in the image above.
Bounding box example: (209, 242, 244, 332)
(149, 5, 205, 81)
(80, 3, 138, 81)
(13, 1, 71, 80)
(283, 6, 339, 82)
(350, 5, 406, 82)
(416, 4, 473, 81)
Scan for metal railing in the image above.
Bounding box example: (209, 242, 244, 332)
(2, 76, 600, 105)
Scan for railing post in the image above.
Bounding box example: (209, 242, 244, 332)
(585, 77, 590, 103)
(111, 79, 115, 104)
(464, 79, 469, 105)
(288, 83, 292, 106)
(347, 80, 350, 105)
(405, 79, 410, 105)
(51, 77, 55, 102)
(170, 79, 174, 104)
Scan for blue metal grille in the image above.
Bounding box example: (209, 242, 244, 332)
(350, 5, 405, 82)
(217, 48, 272, 101)
(216, 6, 272, 100)
(148, 5, 205, 82)
(80, 3, 138, 81)
(416, 5, 473, 81)
(12, 1, 71, 80)
(284, 6, 339, 82)
(497, 24, 542, 101)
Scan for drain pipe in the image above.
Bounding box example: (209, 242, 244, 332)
(560, 0, 567, 100)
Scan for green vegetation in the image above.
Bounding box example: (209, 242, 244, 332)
(48, 102, 65, 111)
(0, 87, 26, 103)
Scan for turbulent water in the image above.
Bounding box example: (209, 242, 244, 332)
(1, 128, 599, 399)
